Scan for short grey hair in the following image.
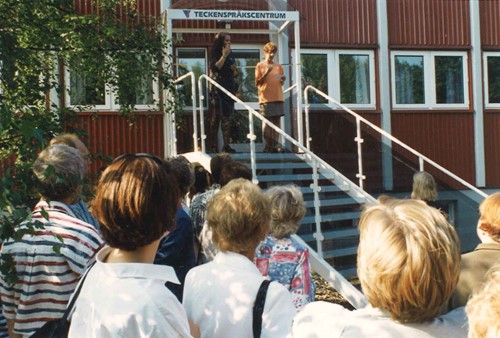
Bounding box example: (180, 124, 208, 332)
(33, 144, 84, 201)
(265, 185, 306, 238)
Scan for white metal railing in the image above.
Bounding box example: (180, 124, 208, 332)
(303, 85, 488, 199)
(174, 72, 197, 153)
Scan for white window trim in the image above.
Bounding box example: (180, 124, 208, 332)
(391, 51, 469, 110)
(483, 52, 500, 109)
(64, 68, 159, 111)
(292, 49, 376, 110)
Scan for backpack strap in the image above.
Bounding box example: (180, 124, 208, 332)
(63, 261, 95, 321)
(252, 280, 272, 338)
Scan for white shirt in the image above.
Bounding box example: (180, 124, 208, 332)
(69, 247, 193, 338)
(292, 302, 468, 338)
(183, 251, 296, 338)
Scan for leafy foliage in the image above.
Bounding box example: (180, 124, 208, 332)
(0, 0, 177, 275)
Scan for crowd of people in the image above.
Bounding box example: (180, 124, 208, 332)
(0, 35, 499, 337)
(0, 133, 498, 337)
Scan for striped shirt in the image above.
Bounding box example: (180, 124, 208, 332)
(0, 200, 104, 337)
(0, 302, 8, 338)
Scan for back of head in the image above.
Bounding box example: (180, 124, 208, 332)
(191, 163, 211, 196)
(357, 198, 460, 323)
(92, 154, 179, 251)
(167, 155, 195, 197)
(49, 133, 78, 149)
(478, 192, 500, 243)
(466, 264, 500, 338)
(210, 153, 233, 184)
(411, 171, 438, 202)
(265, 185, 306, 238)
(49, 133, 90, 173)
(207, 178, 270, 255)
(33, 144, 84, 201)
(219, 161, 252, 187)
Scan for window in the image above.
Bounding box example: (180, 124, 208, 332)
(65, 58, 158, 110)
(176, 48, 207, 108)
(391, 51, 468, 109)
(294, 49, 376, 109)
(484, 52, 500, 108)
(231, 48, 260, 103)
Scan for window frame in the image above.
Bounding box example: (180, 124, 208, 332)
(483, 52, 500, 109)
(292, 48, 376, 110)
(391, 50, 469, 110)
(64, 66, 159, 111)
(230, 43, 263, 111)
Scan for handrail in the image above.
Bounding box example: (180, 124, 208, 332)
(174, 72, 197, 153)
(304, 85, 488, 199)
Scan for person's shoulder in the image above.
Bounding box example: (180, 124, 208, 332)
(292, 302, 348, 337)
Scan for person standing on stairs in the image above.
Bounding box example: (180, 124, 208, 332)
(255, 42, 286, 153)
(209, 32, 239, 153)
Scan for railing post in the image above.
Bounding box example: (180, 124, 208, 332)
(304, 87, 311, 150)
(311, 158, 324, 259)
(190, 72, 197, 152)
(247, 110, 258, 184)
(419, 157, 424, 172)
(198, 77, 206, 153)
(355, 118, 366, 190)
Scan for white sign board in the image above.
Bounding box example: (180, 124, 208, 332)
(168, 9, 299, 22)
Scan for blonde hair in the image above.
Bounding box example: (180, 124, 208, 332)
(207, 179, 270, 255)
(466, 264, 500, 338)
(478, 193, 500, 243)
(411, 171, 438, 202)
(357, 198, 460, 323)
(265, 185, 306, 238)
(263, 42, 277, 54)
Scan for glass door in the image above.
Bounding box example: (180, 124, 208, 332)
(230, 46, 263, 146)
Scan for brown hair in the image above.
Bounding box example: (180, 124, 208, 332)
(411, 171, 438, 202)
(207, 179, 270, 255)
(219, 161, 252, 187)
(478, 192, 500, 243)
(92, 155, 179, 251)
(357, 198, 460, 323)
(210, 153, 233, 184)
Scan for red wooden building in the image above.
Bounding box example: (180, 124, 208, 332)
(71, 0, 500, 193)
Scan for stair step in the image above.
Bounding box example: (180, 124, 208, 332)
(257, 172, 336, 182)
(302, 211, 361, 224)
(304, 197, 365, 208)
(323, 246, 358, 258)
(253, 162, 312, 170)
(232, 153, 304, 161)
(300, 227, 359, 242)
(300, 185, 351, 194)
